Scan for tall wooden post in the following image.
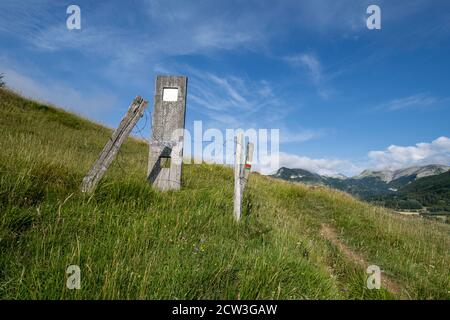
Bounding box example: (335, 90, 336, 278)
(148, 76, 187, 191)
(81, 96, 148, 193)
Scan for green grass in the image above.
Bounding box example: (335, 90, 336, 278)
(0, 88, 449, 299)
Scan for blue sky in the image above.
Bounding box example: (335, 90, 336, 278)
(1, 0, 450, 176)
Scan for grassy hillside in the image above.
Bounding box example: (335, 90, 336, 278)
(0, 88, 449, 300)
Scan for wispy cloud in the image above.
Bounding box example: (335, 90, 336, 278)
(161, 64, 291, 129)
(284, 53, 333, 99)
(377, 93, 441, 111)
(285, 54, 322, 81)
(0, 60, 119, 121)
(143, 0, 269, 53)
(0, 1, 271, 67)
(280, 127, 327, 144)
(154, 64, 328, 152)
(1, 0, 442, 67)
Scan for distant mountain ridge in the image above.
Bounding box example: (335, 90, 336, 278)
(272, 164, 450, 200)
(354, 165, 450, 183)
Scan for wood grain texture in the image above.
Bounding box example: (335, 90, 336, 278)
(81, 96, 148, 193)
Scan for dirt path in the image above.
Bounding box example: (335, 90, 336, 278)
(320, 223, 407, 298)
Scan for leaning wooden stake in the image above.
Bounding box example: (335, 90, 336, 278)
(233, 134, 254, 221)
(81, 96, 148, 193)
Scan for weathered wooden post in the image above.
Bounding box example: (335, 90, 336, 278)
(233, 133, 244, 221)
(234, 134, 255, 221)
(148, 76, 187, 191)
(81, 96, 148, 193)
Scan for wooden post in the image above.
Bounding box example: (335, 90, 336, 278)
(148, 76, 187, 191)
(241, 142, 254, 192)
(233, 133, 244, 221)
(234, 137, 255, 221)
(81, 96, 148, 193)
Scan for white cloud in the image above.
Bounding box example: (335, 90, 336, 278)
(258, 136, 450, 176)
(368, 136, 450, 170)
(279, 152, 361, 176)
(257, 151, 361, 176)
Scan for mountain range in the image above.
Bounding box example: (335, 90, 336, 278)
(272, 164, 450, 216)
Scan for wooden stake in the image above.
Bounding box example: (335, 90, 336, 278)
(81, 96, 148, 193)
(233, 134, 255, 221)
(233, 132, 244, 221)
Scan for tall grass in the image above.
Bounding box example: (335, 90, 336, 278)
(0, 89, 448, 299)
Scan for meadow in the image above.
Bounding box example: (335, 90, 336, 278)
(0, 88, 448, 299)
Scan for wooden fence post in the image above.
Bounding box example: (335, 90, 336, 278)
(233, 132, 244, 221)
(81, 96, 148, 193)
(234, 135, 255, 221)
